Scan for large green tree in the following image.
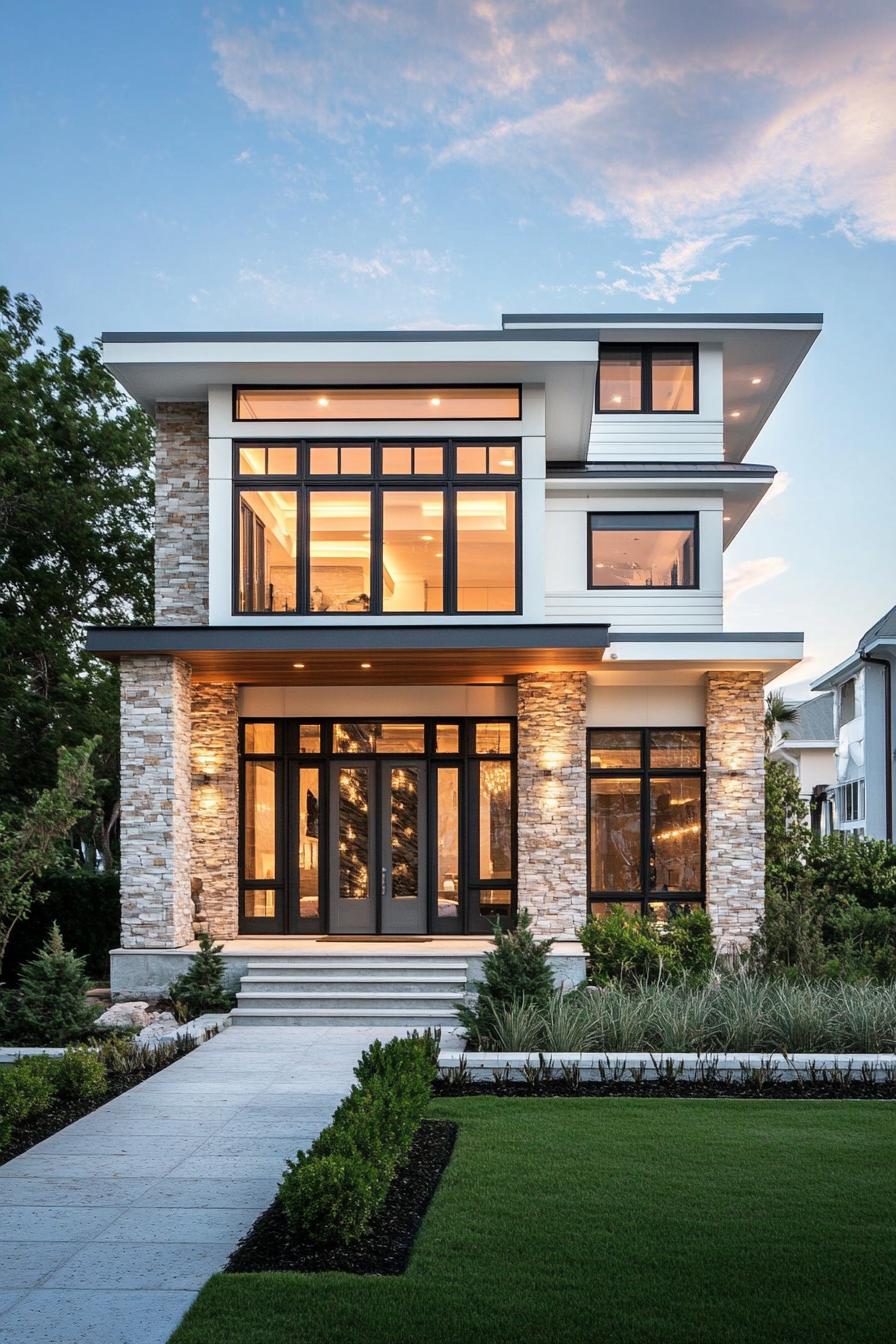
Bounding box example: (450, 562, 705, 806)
(0, 287, 153, 861)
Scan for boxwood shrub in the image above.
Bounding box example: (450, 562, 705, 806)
(278, 1031, 438, 1246)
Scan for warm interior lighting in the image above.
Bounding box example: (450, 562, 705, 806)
(236, 386, 520, 420)
(731, 410, 741, 418)
(360, 662, 372, 669)
(430, 397, 441, 406)
(317, 396, 329, 406)
(420, 534, 433, 542)
(723, 515, 731, 522)
(751, 377, 762, 385)
(293, 662, 305, 669)
(611, 394, 622, 404)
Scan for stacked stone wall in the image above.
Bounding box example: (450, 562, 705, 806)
(154, 402, 208, 623)
(119, 656, 193, 948)
(517, 672, 588, 938)
(190, 682, 239, 939)
(705, 670, 766, 950)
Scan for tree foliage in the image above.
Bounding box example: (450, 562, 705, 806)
(0, 286, 153, 856)
(0, 738, 98, 970)
(8, 922, 96, 1045)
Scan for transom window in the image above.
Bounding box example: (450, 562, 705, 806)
(589, 512, 698, 589)
(234, 385, 521, 422)
(587, 728, 704, 919)
(234, 441, 520, 616)
(597, 345, 697, 413)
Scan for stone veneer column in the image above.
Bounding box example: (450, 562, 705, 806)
(516, 672, 588, 939)
(190, 682, 239, 939)
(704, 670, 766, 951)
(119, 656, 193, 948)
(155, 402, 209, 623)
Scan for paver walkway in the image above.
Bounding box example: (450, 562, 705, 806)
(0, 1024, 458, 1344)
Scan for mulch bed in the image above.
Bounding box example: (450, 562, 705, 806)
(225, 1119, 458, 1276)
(433, 1078, 896, 1101)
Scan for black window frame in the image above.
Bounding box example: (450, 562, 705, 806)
(232, 383, 523, 423)
(587, 511, 700, 591)
(238, 716, 516, 935)
(232, 438, 522, 617)
(586, 727, 706, 917)
(596, 344, 698, 414)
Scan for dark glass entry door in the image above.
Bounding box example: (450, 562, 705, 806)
(328, 760, 427, 934)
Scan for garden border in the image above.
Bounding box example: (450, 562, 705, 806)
(438, 1050, 896, 1081)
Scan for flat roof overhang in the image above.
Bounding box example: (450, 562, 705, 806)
(86, 623, 609, 685)
(606, 631, 805, 681)
(100, 329, 599, 460)
(504, 312, 822, 463)
(546, 461, 777, 546)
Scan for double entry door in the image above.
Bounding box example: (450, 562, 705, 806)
(323, 758, 427, 935)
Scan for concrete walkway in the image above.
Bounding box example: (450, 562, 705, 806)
(0, 1024, 451, 1344)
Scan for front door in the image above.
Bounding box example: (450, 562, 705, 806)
(328, 759, 427, 934)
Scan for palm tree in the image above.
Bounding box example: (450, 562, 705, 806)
(764, 690, 798, 755)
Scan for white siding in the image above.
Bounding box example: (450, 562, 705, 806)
(588, 344, 723, 463)
(544, 491, 724, 632)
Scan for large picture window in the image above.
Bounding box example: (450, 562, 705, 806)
(234, 385, 521, 422)
(234, 440, 521, 615)
(587, 728, 704, 919)
(597, 345, 697, 413)
(589, 512, 698, 589)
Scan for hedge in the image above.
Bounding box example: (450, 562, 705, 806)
(278, 1032, 438, 1245)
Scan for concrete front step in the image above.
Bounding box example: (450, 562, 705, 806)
(236, 991, 461, 1011)
(240, 975, 466, 994)
(245, 958, 470, 972)
(230, 1007, 458, 1027)
(233, 952, 468, 1027)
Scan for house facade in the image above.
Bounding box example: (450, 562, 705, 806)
(88, 312, 819, 997)
(769, 692, 836, 833)
(811, 605, 896, 841)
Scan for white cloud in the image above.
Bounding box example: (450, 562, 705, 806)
(725, 556, 789, 605)
(314, 247, 454, 283)
(762, 470, 792, 506)
(212, 2, 896, 251)
(234, 149, 252, 164)
(596, 235, 752, 304)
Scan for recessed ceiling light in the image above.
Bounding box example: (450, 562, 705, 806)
(723, 515, 732, 522)
(499, 458, 514, 467)
(360, 662, 372, 669)
(420, 534, 434, 541)
(751, 377, 762, 385)
(430, 396, 441, 406)
(435, 551, 443, 558)
(731, 410, 741, 418)
(611, 395, 622, 404)
(317, 395, 330, 407)
(293, 662, 305, 669)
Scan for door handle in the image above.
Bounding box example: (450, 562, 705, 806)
(381, 866, 387, 899)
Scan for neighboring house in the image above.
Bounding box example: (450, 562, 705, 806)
(810, 605, 896, 841)
(88, 312, 819, 1000)
(769, 692, 836, 832)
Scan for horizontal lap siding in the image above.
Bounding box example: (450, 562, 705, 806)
(544, 591, 723, 631)
(588, 418, 723, 462)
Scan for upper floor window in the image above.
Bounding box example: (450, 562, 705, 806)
(597, 345, 697, 413)
(234, 385, 521, 422)
(234, 440, 520, 616)
(839, 678, 857, 725)
(589, 512, 698, 589)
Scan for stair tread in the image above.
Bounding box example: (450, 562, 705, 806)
(230, 1008, 456, 1018)
(237, 991, 459, 1000)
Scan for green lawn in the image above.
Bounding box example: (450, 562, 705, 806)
(171, 1097, 896, 1344)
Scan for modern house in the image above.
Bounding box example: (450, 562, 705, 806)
(768, 692, 836, 833)
(87, 312, 819, 1013)
(810, 604, 896, 841)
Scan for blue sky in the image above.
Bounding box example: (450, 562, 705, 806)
(2, 1, 894, 694)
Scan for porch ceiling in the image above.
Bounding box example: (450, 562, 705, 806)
(86, 623, 609, 685)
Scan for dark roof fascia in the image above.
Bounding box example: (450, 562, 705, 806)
(611, 631, 803, 643)
(101, 328, 598, 345)
(502, 312, 824, 326)
(85, 623, 610, 656)
(547, 462, 776, 480)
